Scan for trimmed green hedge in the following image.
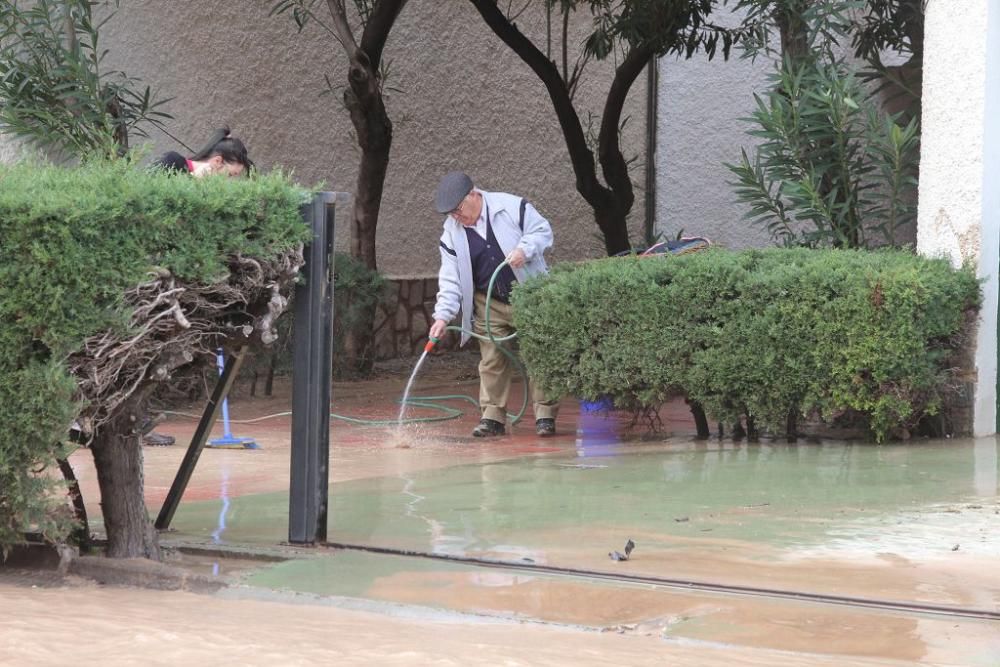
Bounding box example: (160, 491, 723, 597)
(0, 160, 308, 551)
(513, 248, 980, 441)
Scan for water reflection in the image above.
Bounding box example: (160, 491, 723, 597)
(328, 436, 1000, 560)
(575, 398, 624, 457)
(974, 437, 998, 496)
(210, 467, 231, 575)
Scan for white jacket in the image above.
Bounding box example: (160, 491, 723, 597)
(433, 190, 553, 346)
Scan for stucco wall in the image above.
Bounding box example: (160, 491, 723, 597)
(917, 0, 1000, 435)
(97, 1, 647, 278)
(918, 0, 991, 265)
(654, 8, 917, 251)
(654, 8, 773, 249)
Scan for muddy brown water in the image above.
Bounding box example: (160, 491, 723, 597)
(0, 578, 927, 667)
(56, 372, 1000, 664)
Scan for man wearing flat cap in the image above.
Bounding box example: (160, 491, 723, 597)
(429, 171, 560, 437)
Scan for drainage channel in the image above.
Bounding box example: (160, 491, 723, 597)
(323, 541, 1000, 622)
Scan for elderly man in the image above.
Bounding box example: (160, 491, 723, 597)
(428, 171, 560, 437)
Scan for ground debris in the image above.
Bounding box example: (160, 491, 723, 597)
(599, 623, 637, 634)
(608, 539, 635, 562)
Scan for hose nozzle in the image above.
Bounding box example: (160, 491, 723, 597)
(424, 336, 440, 353)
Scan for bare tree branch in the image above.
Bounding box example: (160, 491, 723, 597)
(359, 0, 410, 71)
(597, 44, 654, 217)
(326, 0, 360, 53)
(469, 0, 607, 209)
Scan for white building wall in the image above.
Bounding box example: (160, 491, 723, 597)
(917, 0, 1000, 435)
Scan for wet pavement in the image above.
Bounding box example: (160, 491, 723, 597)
(64, 369, 1000, 665)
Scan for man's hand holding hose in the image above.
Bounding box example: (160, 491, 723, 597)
(429, 318, 448, 341)
(506, 247, 526, 269)
(428, 248, 524, 343)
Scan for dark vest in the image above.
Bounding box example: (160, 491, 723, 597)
(466, 207, 516, 303)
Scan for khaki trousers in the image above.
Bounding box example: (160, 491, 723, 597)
(473, 292, 559, 424)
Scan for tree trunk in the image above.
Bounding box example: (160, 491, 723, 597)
(785, 409, 798, 443)
(265, 352, 277, 397)
(775, 4, 809, 62)
(349, 108, 391, 272)
(339, 51, 391, 373)
(687, 400, 710, 439)
(593, 197, 632, 256)
(57, 457, 90, 553)
(468, 0, 634, 257)
(89, 402, 160, 560)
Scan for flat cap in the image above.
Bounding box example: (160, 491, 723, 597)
(434, 171, 473, 214)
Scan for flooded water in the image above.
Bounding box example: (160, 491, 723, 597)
(152, 436, 1000, 663)
(170, 438, 1000, 562)
(7, 576, 924, 667)
(52, 368, 1000, 664)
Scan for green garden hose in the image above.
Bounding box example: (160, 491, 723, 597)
(397, 258, 530, 426)
(163, 260, 531, 429)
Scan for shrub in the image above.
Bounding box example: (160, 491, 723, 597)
(727, 57, 920, 249)
(513, 248, 980, 441)
(332, 252, 386, 378)
(0, 0, 170, 157)
(0, 159, 308, 555)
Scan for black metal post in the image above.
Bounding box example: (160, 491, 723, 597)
(155, 347, 247, 531)
(289, 192, 336, 544)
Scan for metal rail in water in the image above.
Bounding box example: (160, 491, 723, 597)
(322, 541, 1000, 622)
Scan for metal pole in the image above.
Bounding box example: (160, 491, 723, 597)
(155, 346, 247, 531)
(644, 58, 659, 247)
(289, 192, 336, 544)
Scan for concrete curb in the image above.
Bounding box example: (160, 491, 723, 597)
(2, 542, 226, 593)
(68, 555, 227, 593)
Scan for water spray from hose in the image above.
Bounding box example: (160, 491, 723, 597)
(396, 259, 529, 428)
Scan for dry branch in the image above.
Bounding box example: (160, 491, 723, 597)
(67, 245, 305, 437)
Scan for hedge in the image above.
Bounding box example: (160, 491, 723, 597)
(0, 159, 308, 552)
(513, 248, 981, 441)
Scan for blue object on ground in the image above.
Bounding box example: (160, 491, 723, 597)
(207, 348, 260, 450)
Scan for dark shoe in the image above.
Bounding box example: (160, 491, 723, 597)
(535, 418, 556, 437)
(472, 418, 505, 437)
(143, 431, 175, 447)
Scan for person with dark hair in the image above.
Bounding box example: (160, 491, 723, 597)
(154, 127, 253, 177)
(429, 171, 560, 438)
(140, 127, 253, 447)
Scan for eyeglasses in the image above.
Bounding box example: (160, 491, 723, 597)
(450, 196, 469, 217)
